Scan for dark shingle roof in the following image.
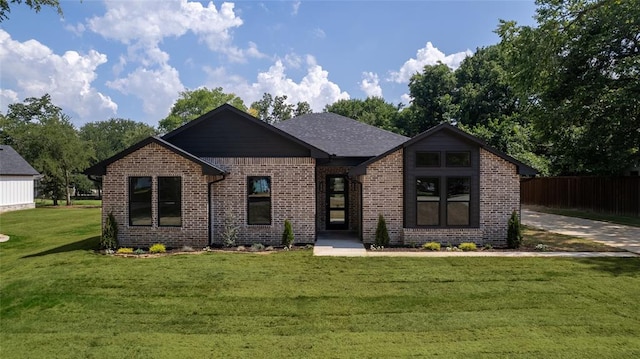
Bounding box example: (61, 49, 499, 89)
(0, 145, 39, 176)
(274, 113, 409, 157)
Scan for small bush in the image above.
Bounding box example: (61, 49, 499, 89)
(375, 214, 390, 247)
(422, 242, 441, 251)
(251, 243, 265, 252)
(459, 242, 477, 251)
(116, 247, 134, 254)
(304, 244, 314, 250)
(370, 244, 384, 251)
(149, 243, 166, 253)
(282, 219, 294, 248)
(507, 210, 523, 249)
(134, 248, 146, 255)
(535, 243, 550, 251)
(236, 245, 246, 252)
(483, 243, 493, 251)
(101, 212, 118, 249)
(221, 214, 239, 248)
(180, 246, 195, 252)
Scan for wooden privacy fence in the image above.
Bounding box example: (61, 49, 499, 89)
(520, 176, 640, 217)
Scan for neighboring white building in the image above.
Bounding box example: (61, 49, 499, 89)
(0, 145, 40, 213)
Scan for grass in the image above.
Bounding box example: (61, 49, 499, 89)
(35, 198, 102, 207)
(1, 208, 639, 358)
(527, 206, 640, 227)
(521, 226, 626, 252)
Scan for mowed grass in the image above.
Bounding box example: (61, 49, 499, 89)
(1, 208, 640, 358)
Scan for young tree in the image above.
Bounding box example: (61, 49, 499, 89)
(250, 93, 312, 124)
(159, 87, 247, 133)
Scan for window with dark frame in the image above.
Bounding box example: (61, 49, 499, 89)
(129, 176, 152, 226)
(247, 176, 271, 225)
(416, 177, 440, 226)
(445, 152, 471, 167)
(158, 177, 182, 227)
(446, 177, 470, 226)
(416, 152, 440, 167)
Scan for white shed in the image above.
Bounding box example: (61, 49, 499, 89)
(0, 145, 40, 212)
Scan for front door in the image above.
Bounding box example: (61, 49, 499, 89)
(326, 175, 348, 230)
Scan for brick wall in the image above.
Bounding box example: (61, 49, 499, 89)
(103, 142, 211, 248)
(360, 149, 404, 245)
(360, 148, 520, 247)
(206, 157, 316, 246)
(316, 166, 360, 232)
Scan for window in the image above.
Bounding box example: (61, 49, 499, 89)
(416, 177, 440, 226)
(447, 177, 470, 226)
(158, 177, 181, 227)
(247, 176, 271, 225)
(446, 152, 471, 167)
(416, 152, 440, 167)
(129, 177, 152, 226)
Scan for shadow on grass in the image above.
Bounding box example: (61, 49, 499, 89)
(22, 236, 101, 258)
(576, 257, 640, 276)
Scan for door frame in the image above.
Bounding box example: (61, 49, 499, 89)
(326, 175, 349, 230)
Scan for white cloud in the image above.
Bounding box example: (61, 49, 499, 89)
(388, 42, 472, 83)
(106, 64, 184, 119)
(204, 55, 349, 112)
(359, 72, 383, 97)
(400, 93, 412, 106)
(292, 1, 301, 15)
(86, 0, 259, 63)
(313, 28, 326, 39)
(0, 29, 117, 121)
(0, 89, 19, 107)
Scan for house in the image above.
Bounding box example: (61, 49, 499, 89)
(84, 104, 536, 248)
(0, 145, 40, 212)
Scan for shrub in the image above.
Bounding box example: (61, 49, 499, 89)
(459, 242, 477, 251)
(250, 243, 265, 252)
(422, 242, 441, 251)
(507, 210, 523, 249)
(375, 214, 390, 247)
(282, 219, 294, 248)
(134, 248, 146, 255)
(116, 247, 133, 254)
(483, 243, 493, 251)
(149, 243, 166, 253)
(221, 214, 239, 248)
(535, 243, 550, 251)
(101, 212, 118, 249)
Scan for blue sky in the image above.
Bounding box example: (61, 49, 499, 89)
(0, 1, 537, 127)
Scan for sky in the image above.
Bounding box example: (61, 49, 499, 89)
(0, 0, 537, 127)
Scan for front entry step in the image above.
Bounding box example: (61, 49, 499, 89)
(314, 234, 366, 257)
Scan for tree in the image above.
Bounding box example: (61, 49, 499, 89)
(324, 97, 402, 133)
(0, 0, 62, 22)
(497, 0, 640, 175)
(158, 87, 247, 133)
(1, 94, 93, 205)
(405, 63, 458, 135)
(80, 118, 157, 163)
(250, 93, 312, 124)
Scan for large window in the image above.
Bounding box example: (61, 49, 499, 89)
(129, 177, 152, 226)
(247, 176, 271, 225)
(158, 177, 182, 227)
(447, 177, 470, 226)
(416, 152, 440, 167)
(445, 152, 471, 167)
(416, 177, 440, 225)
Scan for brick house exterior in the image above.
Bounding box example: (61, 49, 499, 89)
(86, 105, 536, 249)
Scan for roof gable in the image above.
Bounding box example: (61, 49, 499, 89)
(0, 145, 39, 176)
(350, 123, 538, 176)
(275, 112, 409, 157)
(162, 104, 328, 158)
(83, 136, 226, 176)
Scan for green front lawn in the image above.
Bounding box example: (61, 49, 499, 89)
(1, 208, 639, 358)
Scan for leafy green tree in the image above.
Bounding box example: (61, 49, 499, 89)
(80, 118, 157, 163)
(250, 93, 312, 124)
(324, 97, 401, 133)
(497, 0, 640, 175)
(1, 94, 93, 205)
(405, 63, 458, 136)
(159, 87, 247, 133)
(0, 0, 62, 22)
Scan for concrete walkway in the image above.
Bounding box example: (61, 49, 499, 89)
(522, 209, 640, 254)
(313, 211, 640, 257)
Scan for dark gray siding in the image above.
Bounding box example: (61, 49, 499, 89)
(404, 131, 480, 228)
(165, 112, 312, 157)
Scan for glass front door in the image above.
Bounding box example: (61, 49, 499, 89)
(326, 175, 348, 230)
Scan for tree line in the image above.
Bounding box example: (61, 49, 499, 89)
(1, 0, 637, 205)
